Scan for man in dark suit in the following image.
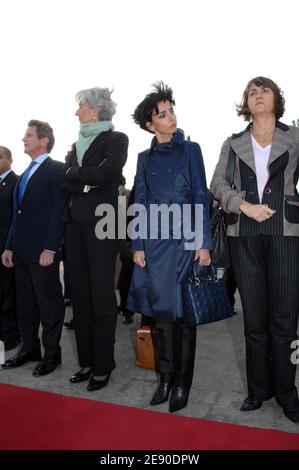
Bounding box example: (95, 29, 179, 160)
(1, 120, 66, 376)
(0, 146, 20, 351)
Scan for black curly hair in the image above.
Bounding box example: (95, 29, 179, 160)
(132, 81, 175, 133)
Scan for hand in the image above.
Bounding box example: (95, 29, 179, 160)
(212, 199, 220, 210)
(239, 201, 275, 222)
(1, 250, 14, 268)
(133, 250, 146, 268)
(39, 250, 55, 267)
(195, 248, 211, 266)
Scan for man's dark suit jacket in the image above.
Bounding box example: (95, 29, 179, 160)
(6, 157, 66, 263)
(0, 171, 18, 254)
(59, 130, 128, 223)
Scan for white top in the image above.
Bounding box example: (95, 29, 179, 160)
(251, 135, 271, 203)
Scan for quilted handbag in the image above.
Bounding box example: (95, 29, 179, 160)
(210, 208, 230, 268)
(182, 263, 234, 326)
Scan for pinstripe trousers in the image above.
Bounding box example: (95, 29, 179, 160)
(229, 235, 299, 404)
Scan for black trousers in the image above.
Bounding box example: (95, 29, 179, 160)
(65, 221, 119, 376)
(14, 261, 64, 359)
(0, 264, 19, 342)
(118, 240, 134, 312)
(229, 235, 299, 403)
(224, 267, 237, 308)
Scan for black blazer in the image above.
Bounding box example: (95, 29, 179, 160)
(0, 170, 18, 253)
(59, 130, 129, 223)
(6, 158, 66, 263)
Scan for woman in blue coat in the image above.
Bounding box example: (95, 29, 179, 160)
(127, 82, 212, 412)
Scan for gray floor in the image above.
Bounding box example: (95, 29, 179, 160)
(1, 293, 299, 436)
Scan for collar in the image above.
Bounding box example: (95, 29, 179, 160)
(230, 121, 292, 174)
(32, 153, 49, 164)
(0, 169, 12, 181)
(231, 120, 289, 141)
(149, 128, 185, 154)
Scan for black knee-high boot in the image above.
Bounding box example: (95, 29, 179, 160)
(150, 321, 175, 406)
(169, 325, 197, 413)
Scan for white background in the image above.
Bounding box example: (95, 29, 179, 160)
(1, 0, 298, 187)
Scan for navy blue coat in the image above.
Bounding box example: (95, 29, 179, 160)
(6, 157, 66, 263)
(127, 130, 212, 321)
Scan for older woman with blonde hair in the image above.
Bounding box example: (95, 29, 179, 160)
(59, 87, 128, 391)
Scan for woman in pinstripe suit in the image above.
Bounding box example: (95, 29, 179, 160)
(211, 76, 299, 423)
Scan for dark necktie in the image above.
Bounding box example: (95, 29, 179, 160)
(18, 160, 37, 205)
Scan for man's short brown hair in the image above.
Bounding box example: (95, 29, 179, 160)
(28, 119, 55, 152)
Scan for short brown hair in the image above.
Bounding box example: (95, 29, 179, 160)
(236, 76, 285, 121)
(28, 119, 55, 152)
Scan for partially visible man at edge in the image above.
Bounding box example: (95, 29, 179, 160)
(0, 146, 20, 351)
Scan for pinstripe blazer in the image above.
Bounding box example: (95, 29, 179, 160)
(210, 121, 299, 237)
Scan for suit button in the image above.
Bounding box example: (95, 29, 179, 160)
(264, 188, 271, 195)
(17, 210, 22, 214)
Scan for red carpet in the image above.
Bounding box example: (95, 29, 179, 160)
(0, 383, 298, 450)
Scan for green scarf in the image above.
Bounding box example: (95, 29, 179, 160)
(76, 121, 114, 166)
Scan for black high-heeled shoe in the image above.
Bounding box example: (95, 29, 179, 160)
(276, 397, 299, 423)
(69, 368, 92, 383)
(168, 385, 190, 413)
(87, 373, 111, 391)
(150, 375, 173, 406)
(240, 396, 262, 412)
